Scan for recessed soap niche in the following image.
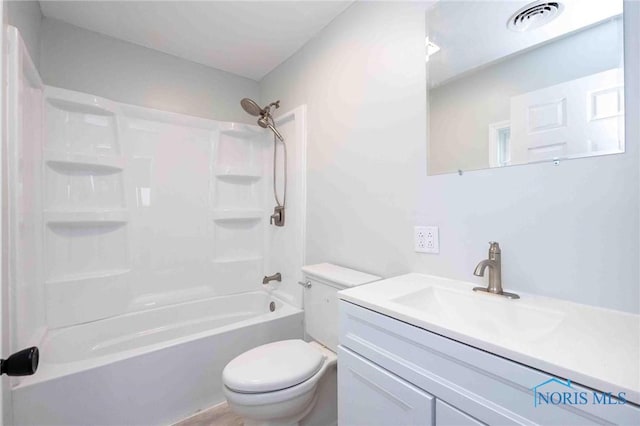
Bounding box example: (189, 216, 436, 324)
(213, 221, 262, 261)
(45, 98, 119, 156)
(45, 163, 125, 210)
(213, 179, 262, 210)
(45, 222, 129, 281)
(216, 129, 263, 176)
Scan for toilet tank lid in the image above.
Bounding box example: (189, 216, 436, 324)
(302, 263, 380, 288)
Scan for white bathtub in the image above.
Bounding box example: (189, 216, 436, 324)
(12, 291, 303, 425)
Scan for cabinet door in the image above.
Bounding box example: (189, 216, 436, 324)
(338, 346, 434, 426)
(436, 400, 485, 426)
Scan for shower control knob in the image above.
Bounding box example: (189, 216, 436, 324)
(1, 346, 39, 376)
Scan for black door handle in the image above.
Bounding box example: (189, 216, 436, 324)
(1, 346, 39, 376)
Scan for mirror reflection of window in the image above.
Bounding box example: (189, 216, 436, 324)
(426, 0, 625, 176)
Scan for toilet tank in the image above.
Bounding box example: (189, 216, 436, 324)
(301, 263, 380, 352)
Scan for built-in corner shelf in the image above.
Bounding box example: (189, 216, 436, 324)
(47, 97, 116, 117)
(45, 150, 125, 172)
(219, 122, 263, 139)
(45, 209, 129, 224)
(213, 208, 263, 222)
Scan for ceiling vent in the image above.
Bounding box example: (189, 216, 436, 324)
(508, 1, 564, 32)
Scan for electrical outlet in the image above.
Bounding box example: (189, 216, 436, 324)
(414, 226, 439, 254)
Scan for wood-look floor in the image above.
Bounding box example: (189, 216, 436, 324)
(173, 402, 243, 426)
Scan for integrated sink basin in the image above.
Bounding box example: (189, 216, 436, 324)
(391, 286, 565, 343)
(339, 273, 640, 405)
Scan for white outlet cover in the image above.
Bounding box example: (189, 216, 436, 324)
(414, 226, 439, 254)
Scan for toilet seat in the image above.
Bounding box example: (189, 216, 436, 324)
(223, 340, 325, 393)
(224, 343, 337, 408)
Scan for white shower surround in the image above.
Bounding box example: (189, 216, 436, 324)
(6, 26, 307, 425)
(28, 88, 307, 332)
(40, 85, 279, 330)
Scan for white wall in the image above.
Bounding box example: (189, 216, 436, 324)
(429, 18, 622, 174)
(40, 18, 259, 123)
(6, 0, 41, 69)
(260, 1, 640, 313)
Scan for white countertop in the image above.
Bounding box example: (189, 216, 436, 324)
(339, 273, 640, 405)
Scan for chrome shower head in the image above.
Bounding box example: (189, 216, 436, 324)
(240, 98, 264, 117)
(240, 98, 284, 142)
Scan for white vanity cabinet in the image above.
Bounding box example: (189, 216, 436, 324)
(338, 301, 640, 426)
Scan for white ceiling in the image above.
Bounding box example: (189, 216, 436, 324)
(40, 1, 353, 81)
(428, 0, 623, 87)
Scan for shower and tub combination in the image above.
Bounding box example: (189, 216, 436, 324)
(5, 27, 307, 425)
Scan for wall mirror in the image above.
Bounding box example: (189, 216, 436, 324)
(426, 0, 624, 175)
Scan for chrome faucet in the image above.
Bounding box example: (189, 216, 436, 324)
(263, 272, 281, 285)
(472, 242, 519, 299)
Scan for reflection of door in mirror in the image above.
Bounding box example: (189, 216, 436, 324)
(510, 68, 624, 164)
(427, 0, 624, 176)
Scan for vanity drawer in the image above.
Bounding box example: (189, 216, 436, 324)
(338, 346, 435, 426)
(339, 301, 640, 426)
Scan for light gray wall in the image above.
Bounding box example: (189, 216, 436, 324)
(429, 19, 623, 175)
(40, 18, 259, 123)
(6, 0, 41, 69)
(260, 1, 640, 313)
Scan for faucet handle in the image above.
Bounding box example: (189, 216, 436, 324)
(488, 241, 501, 254)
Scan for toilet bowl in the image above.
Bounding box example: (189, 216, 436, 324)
(222, 263, 380, 426)
(223, 340, 337, 426)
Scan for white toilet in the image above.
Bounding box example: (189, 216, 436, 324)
(222, 263, 380, 426)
